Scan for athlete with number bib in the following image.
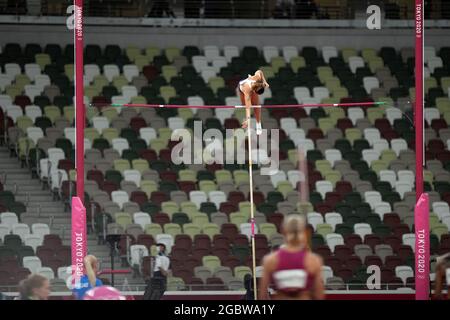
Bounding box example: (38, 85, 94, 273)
(259, 214, 325, 300)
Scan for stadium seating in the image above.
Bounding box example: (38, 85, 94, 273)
(1, 42, 449, 291)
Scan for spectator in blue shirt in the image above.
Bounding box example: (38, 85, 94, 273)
(72, 255, 103, 300)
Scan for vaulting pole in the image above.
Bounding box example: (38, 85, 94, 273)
(245, 106, 258, 300)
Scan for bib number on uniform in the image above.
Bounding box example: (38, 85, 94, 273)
(273, 269, 307, 290)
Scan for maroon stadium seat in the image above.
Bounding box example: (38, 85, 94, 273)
(191, 248, 211, 261)
(234, 234, 249, 247)
(374, 118, 391, 132)
(139, 149, 158, 162)
(364, 255, 383, 267)
(336, 118, 354, 132)
(219, 202, 238, 215)
(364, 234, 382, 250)
(137, 234, 155, 250)
(267, 213, 283, 232)
(383, 235, 402, 252)
(248, 191, 265, 206)
(336, 181, 353, 196)
(184, 256, 202, 270)
(101, 181, 119, 196)
(36, 246, 55, 265)
(431, 119, 448, 133)
(325, 256, 342, 272)
(150, 191, 169, 205)
(130, 191, 148, 206)
(129, 117, 147, 132)
(159, 171, 177, 182)
(383, 213, 401, 229)
(345, 256, 362, 271)
(189, 277, 204, 291)
(46, 257, 64, 274)
(344, 234, 362, 251)
(392, 224, 411, 238)
(221, 256, 240, 270)
(384, 255, 403, 269)
(171, 247, 190, 260)
(43, 234, 62, 248)
(178, 181, 197, 194)
(396, 245, 413, 261)
(314, 245, 332, 260)
(194, 234, 212, 250)
(211, 247, 230, 261)
(173, 267, 193, 283)
(87, 169, 104, 185)
(228, 191, 245, 204)
(334, 245, 352, 261)
(152, 213, 170, 226)
(174, 234, 192, 249)
(336, 268, 353, 282)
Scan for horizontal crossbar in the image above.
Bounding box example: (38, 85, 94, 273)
(89, 101, 387, 109)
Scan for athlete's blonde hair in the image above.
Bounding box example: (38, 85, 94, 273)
(18, 274, 48, 299)
(84, 255, 98, 287)
(251, 79, 264, 92)
(282, 214, 307, 246)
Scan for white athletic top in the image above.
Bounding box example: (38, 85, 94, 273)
(154, 255, 170, 272)
(239, 75, 256, 92)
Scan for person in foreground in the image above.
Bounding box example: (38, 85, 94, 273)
(83, 285, 126, 300)
(237, 69, 270, 135)
(143, 242, 170, 300)
(72, 255, 103, 299)
(259, 214, 325, 300)
(18, 274, 51, 300)
(434, 252, 450, 300)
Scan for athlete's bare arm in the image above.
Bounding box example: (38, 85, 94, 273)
(244, 91, 253, 106)
(259, 253, 277, 300)
(241, 92, 253, 129)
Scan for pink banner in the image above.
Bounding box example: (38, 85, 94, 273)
(72, 196, 87, 286)
(414, 193, 429, 300)
(415, 0, 424, 201)
(74, 0, 85, 201)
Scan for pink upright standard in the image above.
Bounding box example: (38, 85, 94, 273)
(71, 196, 87, 287)
(415, 0, 424, 201)
(74, 0, 85, 201)
(414, 193, 429, 300)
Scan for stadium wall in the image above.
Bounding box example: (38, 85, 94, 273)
(1, 22, 449, 50)
(2, 290, 418, 300)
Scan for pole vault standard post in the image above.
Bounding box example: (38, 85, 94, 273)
(75, 0, 85, 202)
(414, 0, 429, 301)
(244, 105, 258, 301)
(415, 0, 424, 201)
(72, 0, 87, 287)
